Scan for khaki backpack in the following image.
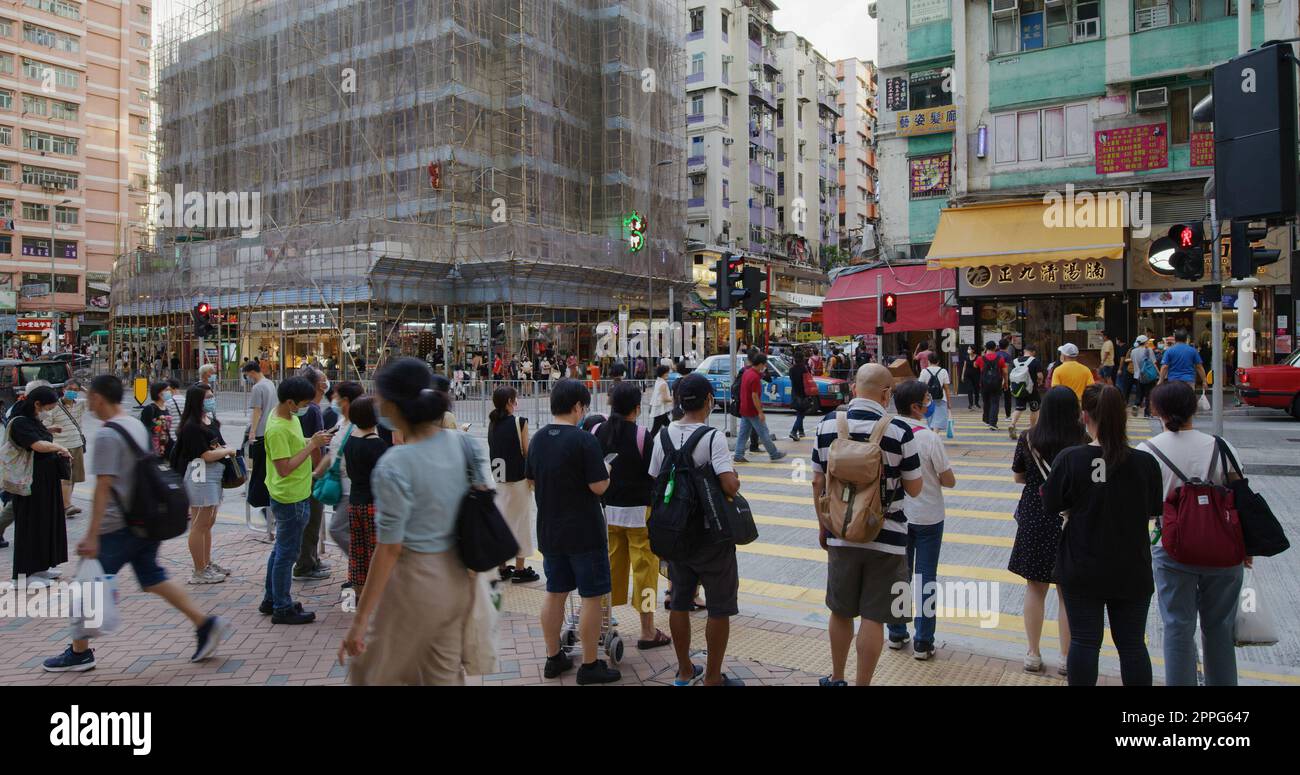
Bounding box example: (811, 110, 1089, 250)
(816, 409, 895, 544)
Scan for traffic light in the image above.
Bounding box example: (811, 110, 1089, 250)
(1212, 42, 1298, 221)
(709, 253, 746, 311)
(624, 211, 647, 253)
(428, 162, 442, 189)
(192, 302, 216, 338)
(741, 265, 767, 312)
(1167, 223, 1205, 281)
(882, 292, 898, 324)
(1229, 221, 1281, 280)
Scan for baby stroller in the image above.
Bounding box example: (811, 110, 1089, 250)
(558, 591, 624, 665)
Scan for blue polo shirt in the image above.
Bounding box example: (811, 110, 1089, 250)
(1161, 343, 1201, 382)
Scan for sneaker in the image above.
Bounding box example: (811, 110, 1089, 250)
(733, 457, 750, 464)
(292, 568, 330, 581)
(191, 616, 233, 662)
(188, 567, 225, 585)
(65, 506, 81, 517)
(818, 676, 848, 686)
(913, 643, 935, 661)
(40, 567, 63, 580)
(887, 634, 910, 650)
(510, 567, 540, 584)
(1057, 661, 1068, 677)
(316, 561, 333, 572)
(260, 600, 304, 616)
(769, 451, 787, 462)
(788, 434, 799, 442)
(1008, 426, 1018, 440)
(576, 659, 621, 685)
(208, 562, 232, 576)
(543, 650, 574, 679)
(43, 645, 96, 673)
(270, 607, 317, 625)
(1023, 652, 1044, 673)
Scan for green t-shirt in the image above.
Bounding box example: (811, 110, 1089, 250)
(264, 412, 311, 503)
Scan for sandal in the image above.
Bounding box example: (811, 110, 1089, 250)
(510, 567, 540, 584)
(672, 664, 704, 686)
(636, 629, 672, 650)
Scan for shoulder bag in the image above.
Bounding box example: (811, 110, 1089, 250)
(454, 431, 519, 572)
(310, 425, 352, 505)
(0, 420, 34, 496)
(1215, 438, 1289, 558)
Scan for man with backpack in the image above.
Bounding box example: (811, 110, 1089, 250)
(977, 341, 1007, 431)
(916, 350, 950, 433)
(1130, 335, 1158, 417)
(1007, 343, 1044, 440)
(648, 373, 745, 686)
(811, 364, 923, 685)
(733, 352, 785, 463)
(42, 375, 233, 672)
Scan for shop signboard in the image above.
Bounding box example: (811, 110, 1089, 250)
(908, 0, 949, 25)
(1140, 290, 1195, 308)
(958, 257, 1124, 297)
(885, 77, 908, 111)
(897, 106, 957, 137)
(281, 309, 334, 330)
(1094, 123, 1168, 174)
(1190, 131, 1214, 167)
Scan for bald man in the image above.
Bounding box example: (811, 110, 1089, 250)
(810, 363, 924, 685)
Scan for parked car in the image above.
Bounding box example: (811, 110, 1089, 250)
(51, 352, 92, 371)
(1237, 350, 1300, 419)
(0, 359, 71, 406)
(667, 353, 850, 412)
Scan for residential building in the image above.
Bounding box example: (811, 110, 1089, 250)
(834, 56, 879, 261)
(0, 0, 150, 349)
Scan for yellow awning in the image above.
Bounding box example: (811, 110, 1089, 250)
(925, 200, 1126, 268)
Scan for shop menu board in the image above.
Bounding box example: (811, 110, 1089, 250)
(1094, 123, 1168, 174)
(1191, 131, 1214, 167)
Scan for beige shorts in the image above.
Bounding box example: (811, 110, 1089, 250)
(65, 446, 85, 484)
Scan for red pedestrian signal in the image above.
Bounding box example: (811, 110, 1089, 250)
(1176, 225, 1194, 249)
(429, 162, 442, 189)
(882, 292, 898, 324)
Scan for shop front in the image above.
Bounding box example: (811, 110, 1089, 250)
(822, 262, 959, 361)
(927, 200, 1127, 371)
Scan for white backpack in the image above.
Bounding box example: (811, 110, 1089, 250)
(1009, 357, 1035, 396)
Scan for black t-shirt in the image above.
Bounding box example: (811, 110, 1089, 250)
(300, 403, 323, 437)
(487, 415, 528, 483)
(343, 433, 389, 505)
(177, 421, 221, 468)
(789, 362, 809, 397)
(525, 423, 609, 555)
(594, 420, 652, 508)
(1042, 444, 1163, 601)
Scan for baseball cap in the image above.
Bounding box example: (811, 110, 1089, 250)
(1058, 343, 1079, 357)
(677, 373, 714, 410)
(1134, 335, 1149, 345)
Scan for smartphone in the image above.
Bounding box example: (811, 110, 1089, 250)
(603, 453, 619, 465)
(462, 423, 472, 432)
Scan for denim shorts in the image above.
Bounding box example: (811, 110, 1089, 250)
(97, 527, 167, 589)
(543, 548, 613, 598)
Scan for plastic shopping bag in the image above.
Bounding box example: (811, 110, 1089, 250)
(1235, 568, 1279, 647)
(1198, 391, 1211, 413)
(461, 572, 500, 676)
(72, 559, 120, 640)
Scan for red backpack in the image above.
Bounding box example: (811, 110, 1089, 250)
(1142, 440, 1245, 567)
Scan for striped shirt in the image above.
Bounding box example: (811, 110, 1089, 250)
(810, 397, 922, 555)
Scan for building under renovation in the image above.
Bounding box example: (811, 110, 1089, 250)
(110, 0, 687, 377)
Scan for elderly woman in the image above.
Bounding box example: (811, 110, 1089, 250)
(8, 385, 73, 582)
(45, 379, 87, 518)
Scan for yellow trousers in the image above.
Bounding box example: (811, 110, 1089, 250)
(607, 524, 659, 611)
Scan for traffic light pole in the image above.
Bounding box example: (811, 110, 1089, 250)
(727, 307, 736, 438)
(875, 274, 884, 363)
(1210, 199, 1223, 437)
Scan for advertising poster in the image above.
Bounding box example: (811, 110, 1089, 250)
(1095, 123, 1168, 174)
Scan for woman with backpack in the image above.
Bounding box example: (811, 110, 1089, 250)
(1042, 385, 1164, 686)
(1142, 381, 1246, 686)
(1008, 386, 1087, 675)
(1129, 335, 1158, 417)
(594, 381, 671, 651)
(915, 350, 950, 433)
(175, 383, 238, 585)
(488, 385, 538, 584)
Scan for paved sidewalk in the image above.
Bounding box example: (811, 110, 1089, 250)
(0, 491, 1079, 686)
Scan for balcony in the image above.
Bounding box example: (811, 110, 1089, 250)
(688, 197, 706, 208)
(749, 161, 762, 186)
(759, 130, 776, 151)
(686, 71, 705, 85)
(763, 167, 776, 188)
(687, 113, 704, 125)
(687, 154, 706, 168)
(687, 30, 704, 42)
(748, 39, 762, 62)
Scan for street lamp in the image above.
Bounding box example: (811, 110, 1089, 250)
(48, 195, 71, 353)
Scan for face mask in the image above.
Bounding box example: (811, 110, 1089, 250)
(294, 405, 311, 417)
(204, 398, 217, 413)
(64, 390, 78, 401)
(331, 399, 342, 413)
(323, 379, 331, 394)
(162, 391, 173, 402)
(208, 374, 217, 387)
(377, 413, 397, 431)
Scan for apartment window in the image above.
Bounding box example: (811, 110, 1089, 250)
(0, 57, 12, 76)
(55, 240, 76, 259)
(23, 271, 75, 290)
(24, 129, 78, 155)
(690, 175, 704, 199)
(0, 90, 10, 111)
(53, 273, 77, 293)
(689, 7, 703, 33)
(1169, 84, 1212, 144)
(993, 0, 1100, 55)
(993, 102, 1090, 163)
(24, 23, 79, 54)
(721, 96, 728, 118)
(139, 5, 149, 20)
(721, 9, 730, 36)
(137, 33, 149, 48)
(23, 59, 78, 89)
(691, 53, 704, 76)
(21, 164, 78, 189)
(690, 94, 703, 116)
(690, 135, 703, 156)
(23, 95, 46, 116)
(23, 202, 50, 221)
(24, 1, 82, 21)
(0, 236, 8, 254)
(136, 115, 148, 132)
(0, 166, 10, 183)
(135, 61, 148, 78)
(54, 205, 77, 225)
(0, 126, 10, 146)
(0, 18, 11, 38)
(132, 173, 147, 189)
(51, 100, 77, 120)
(138, 89, 150, 104)
(0, 199, 11, 217)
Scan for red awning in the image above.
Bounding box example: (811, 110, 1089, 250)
(823, 264, 958, 336)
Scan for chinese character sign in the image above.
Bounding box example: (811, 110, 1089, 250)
(959, 259, 1122, 296)
(1190, 131, 1214, 167)
(909, 153, 951, 198)
(885, 77, 908, 111)
(1020, 12, 1044, 50)
(898, 105, 956, 137)
(1094, 123, 1168, 174)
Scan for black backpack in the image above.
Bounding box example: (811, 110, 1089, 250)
(979, 355, 1002, 390)
(106, 421, 191, 541)
(649, 426, 730, 561)
(924, 366, 945, 401)
(728, 367, 746, 417)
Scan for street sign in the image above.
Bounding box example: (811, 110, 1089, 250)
(280, 309, 332, 330)
(21, 283, 49, 298)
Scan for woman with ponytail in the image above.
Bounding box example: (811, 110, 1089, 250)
(591, 381, 670, 651)
(488, 385, 538, 583)
(1042, 385, 1164, 686)
(339, 357, 490, 685)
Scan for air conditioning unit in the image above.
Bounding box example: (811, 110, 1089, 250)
(867, 2, 877, 19)
(1135, 86, 1168, 111)
(722, 136, 734, 145)
(992, 0, 1018, 18)
(721, 55, 734, 63)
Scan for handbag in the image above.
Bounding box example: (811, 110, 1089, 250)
(1215, 438, 1289, 557)
(454, 432, 519, 572)
(1234, 568, 1279, 646)
(221, 449, 247, 489)
(311, 425, 352, 505)
(723, 491, 758, 545)
(0, 421, 34, 496)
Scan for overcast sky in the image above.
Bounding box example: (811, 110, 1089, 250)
(773, 0, 879, 63)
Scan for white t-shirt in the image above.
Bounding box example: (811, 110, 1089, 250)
(902, 423, 951, 525)
(920, 365, 950, 400)
(651, 377, 673, 417)
(647, 421, 734, 478)
(1142, 429, 1242, 500)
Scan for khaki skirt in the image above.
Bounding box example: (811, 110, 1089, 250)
(65, 446, 85, 484)
(347, 548, 473, 686)
(493, 479, 535, 558)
